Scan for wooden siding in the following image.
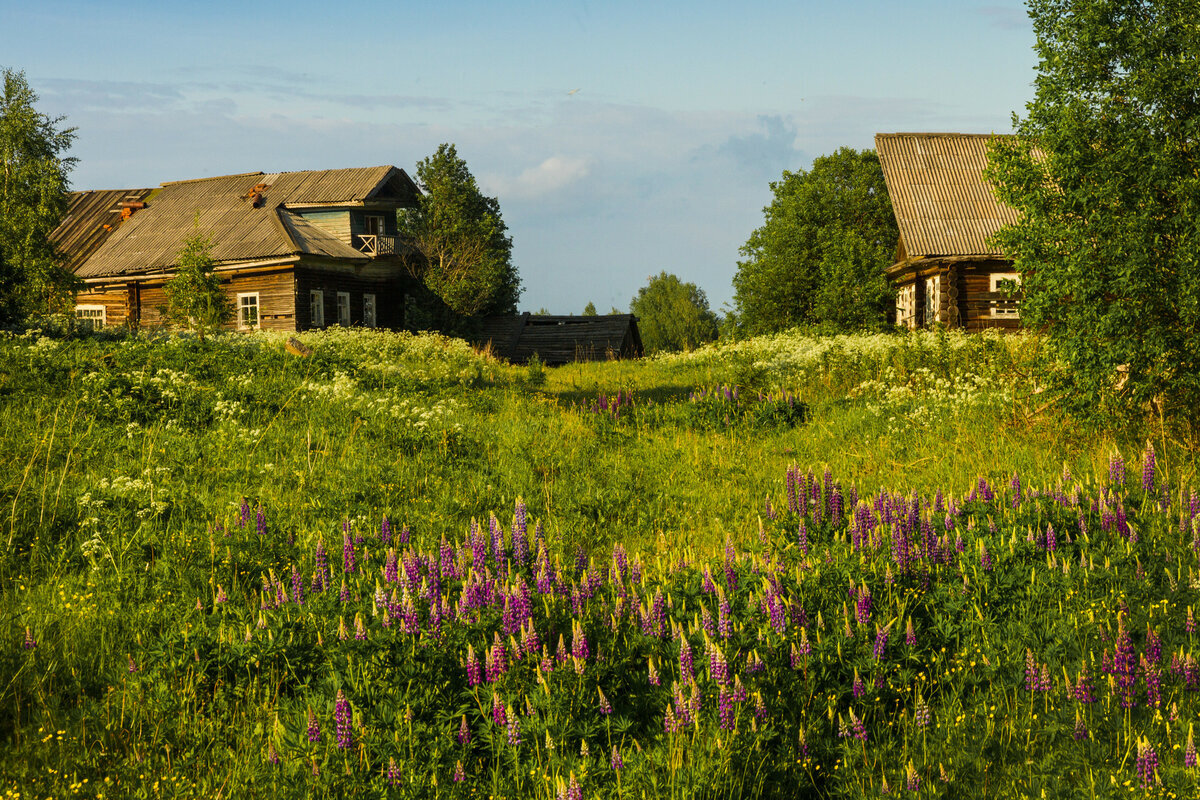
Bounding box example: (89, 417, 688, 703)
(891, 259, 1021, 330)
(476, 314, 644, 365)
(294, 265, 407, 331)
(75, 289, 132, 329)
(296, 210, 352, 245)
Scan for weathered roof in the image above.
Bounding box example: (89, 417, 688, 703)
(875, 133, 1020, 259)
(476, 314, 644, 365)
(77, 166, 418, 279)
(51, 189, 153, 272)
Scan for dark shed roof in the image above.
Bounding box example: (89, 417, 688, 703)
(51, 189, 153, 272)
(476, 314, 644, 365)
(77, 166, 419, 279)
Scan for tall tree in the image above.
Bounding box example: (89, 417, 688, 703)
(398, 143, 520, 319)
(732, 147, 896, 335)
(986, 0, 1200, 426)
(161, 227, 231, 340)
(0, 69, 78, 325)
(630, 271, 719, 353)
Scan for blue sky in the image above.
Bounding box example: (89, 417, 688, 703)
(3, 0, 1037, 315)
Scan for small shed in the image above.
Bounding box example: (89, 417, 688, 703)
(476, 313, 644, 365)
(875, 132, 1024, 330)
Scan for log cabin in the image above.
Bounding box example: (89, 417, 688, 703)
(875, 133, 1023, 330)
(60, 166, 421, 332)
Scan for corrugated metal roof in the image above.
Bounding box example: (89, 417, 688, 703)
(875, 133, 1021, 259)
(52, 189, 153, 272)
(77, 166, 416, 278)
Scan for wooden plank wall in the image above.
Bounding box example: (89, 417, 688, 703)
(294, 266, 406, 330)
(959, 261, 1022, 331)
(75, 289, 131, 328)
(294, 211, 351, 245)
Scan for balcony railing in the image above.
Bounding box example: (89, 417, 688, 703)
(354, 234, 401, 257)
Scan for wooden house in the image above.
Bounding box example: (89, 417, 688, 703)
(64, 166, 421, 331)
(475, 313, 644, 365)
(875, 133, 1022, 330)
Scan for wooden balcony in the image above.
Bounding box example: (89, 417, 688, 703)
(354, 234, 401, 257)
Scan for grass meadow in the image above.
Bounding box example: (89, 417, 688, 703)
(1, 325, 1196, 798)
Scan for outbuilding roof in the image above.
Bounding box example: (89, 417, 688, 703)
(51, 188, 154, 272)
(875, 133, 1020, 259)
(76, 166, 419, 279)
(476, 314, 644, 365)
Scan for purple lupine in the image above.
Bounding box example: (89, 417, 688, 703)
(980, 542, 993, 572)
(384, 548, 398, 583)
(314, 540, 329, 588)
(905, 618, 917, 647)
(398, 523, 410, 545)
(1146, 626, 1162, 664)
(718, 686, 735, 730)
(492, 693, 506, 727)
(905, 762, 920, 792)
(354, 613, 366, 641)
(506, 704, 520, 746)
(338, 579, 350, 604)
(1144, 656, 1162, 708)
(571, 621, 589, 660)
(238, 498, 251, 527)
(702, 566, 716, 594)
(1188, 606, 1196, 634)
(610, 745, 623, 771)
(855, 587, 872, 626)
(1109, 451, 1125, 486)
(342, 533, 356, 575)
(1073, 711, 1088, 741)
(1074, 664, 1096, 704)
(718, 592, 733, 639)
(873, 624, 890, 660)
(306, 706, 321, 743)
(850, 709, 867, 742)
(22, 627, 36, 650)
(680, 637, 695, 683)
(489, 514, 506, 571)
(1142, 442, 1156, 494)
(336, 690, 352, 753)
(852, 669, 865, 699)
(797, 519, 809, 556)
(512, 498, 529, 567)
(486, 636, 508, 682)
(766, 592, 785, 635)
(215, 585, 228, 604)
(649, 656, 661, 686)
(914, 697, 931, 728)
(598, 686, 613, 715)
(1186, 726, 1197, 768)
(386, 757, 400, 786)
(1025, 649, 1039, 692)
(291, 563, 304, 606)
(256, 504, 266, 537)
(458, 715, 472, 744)
(380, 515, 392, 546)
(1116, 616, 1138, 708)
(1045, 523, 1056, 554)
(267, 740, 280, 765)
(1136, 738, 1158, 787)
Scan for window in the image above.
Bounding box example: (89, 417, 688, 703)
(75, 304, 106, 328)
(896, 284, 917, 329)
(236, 293, 260, 330)
(990, 272, 1021, 318)
(310, 289, 324, 328)
(924, 274, 941, 326)
(363, 293, 377, 328)
(364, 215, 385, 235)
(337, 292, 351, 326)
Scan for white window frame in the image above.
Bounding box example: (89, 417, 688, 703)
(75, 304, 106, 328)
(364, 214, 385, 236)
(336, 292, 351, 326)
(235, 292, 259, 331)
(363, 293, 377, 328)
(989, 272, 1022, 319)
(924, 274, 941, 326)
(309, 289, 324, 328)
(896, 284, 917, 330)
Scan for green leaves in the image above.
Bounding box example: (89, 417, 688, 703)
(629, 271, 719, 354)
(162, 228, 232, 340)
(398, 143, 521, 319)
(0, 68, 78, 324)
(733, 148, 896, 336)
(986, 0, 1200, 428)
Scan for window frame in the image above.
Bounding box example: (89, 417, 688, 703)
(924, 274, 941, 326)
(989, 272, 1022, 319)
(74, 304, 106, 328)
(364, 214, 385, 236)
(336, 291, 351, 327)
(309, 289, 325, 328)
(363, 293, 377, 328)
(236, 292, 260, 330)
(896, 284, 917, 329)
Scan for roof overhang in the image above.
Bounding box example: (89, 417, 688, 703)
(80, 256, 301, 284)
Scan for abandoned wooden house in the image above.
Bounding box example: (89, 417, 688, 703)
(60, 166, 421, 331)
(875, 133, 1023, 330)
(475, 313, 644, 365)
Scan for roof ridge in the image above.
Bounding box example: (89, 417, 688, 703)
(160, 172, 265, 186)
(876, 132, 1010, 139)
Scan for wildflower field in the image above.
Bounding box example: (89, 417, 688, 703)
(1, 326, 1196, 798)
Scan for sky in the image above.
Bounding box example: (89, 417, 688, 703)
(2, 0, 1038, 315)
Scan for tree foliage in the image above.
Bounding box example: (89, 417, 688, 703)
(629, 271, 719, 354)
(162, 228, 231, 340)
(732, 147, 896, 335)
(0, 68, 78, 325)
(986, 0, 1200, 427)
(399, 144, 520, 319)
(582, 301, 598, 316)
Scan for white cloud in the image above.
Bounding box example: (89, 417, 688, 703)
(486, 155, 592, 201)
